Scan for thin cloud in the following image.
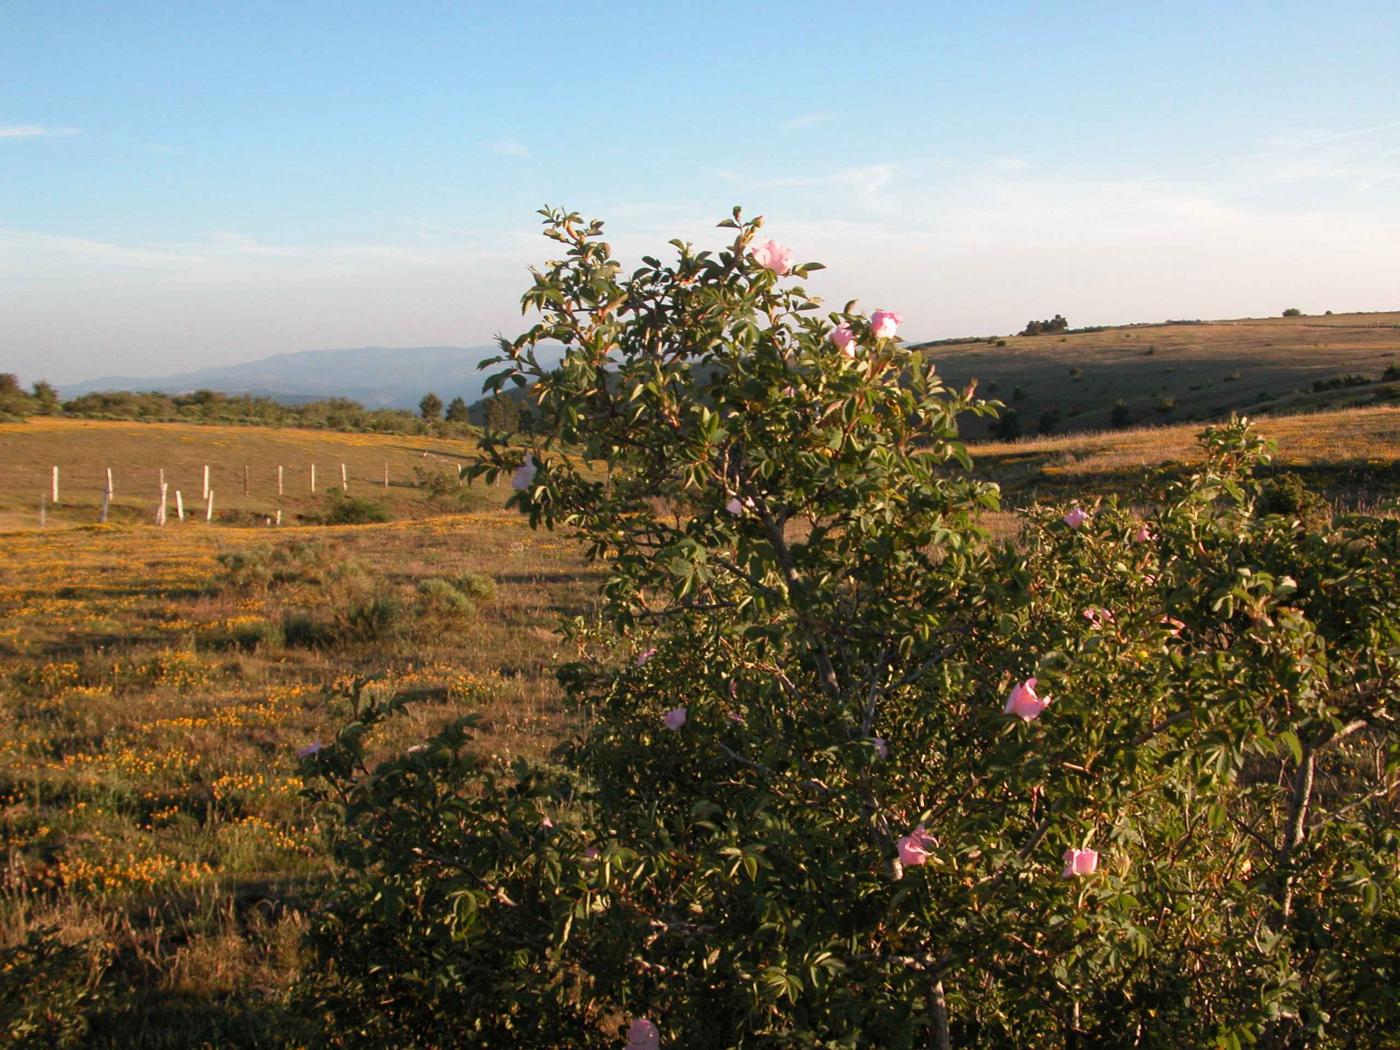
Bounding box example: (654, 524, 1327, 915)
(484, 137, 529, 158)
(1138, 117, 1400, 185)
(0, 124, 81, 139)
(717, 163, 897, 196)
(781, 111, 836, 131)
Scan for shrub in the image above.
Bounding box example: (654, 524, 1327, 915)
(320, 491, 392, 525)
(414, 464, 457, 497)
(302, 210, 1400, 1047)
(1037, 408, 1061, 435)
(340, 594, 402, 643)
(0, 928, 109, 1047)
(1110, 398, 1132, 427)
(229, 617, 284, 651)
(991, 408, 1021, 440)
(218, 539, 334, 592)
(1155, 396, 1176, 414)
(279, 612, 329, 649)
(1282, 307, 1303, 317)
(1311, 374, 1372, 393)
(454, 572, 496, 603)
(1020, 314, 1068, 336)
(1382, 364, 1400, 382)
(1255, 471, 1328, 527)
(415, 576, 492, 624)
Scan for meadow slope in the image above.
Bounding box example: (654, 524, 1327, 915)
(920, 309, 1400, 438)
(0, 418, 488, 532)
(1, 407, 1396, 1043)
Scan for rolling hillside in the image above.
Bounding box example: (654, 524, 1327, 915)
(0, 418, 497, 531)
(918, 310, 1400, 438)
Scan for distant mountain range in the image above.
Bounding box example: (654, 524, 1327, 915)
(56, 310, 1400, 437)
(60, 345, 518, 409)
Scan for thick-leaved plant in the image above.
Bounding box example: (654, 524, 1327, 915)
(301, 210, 1398, 1048)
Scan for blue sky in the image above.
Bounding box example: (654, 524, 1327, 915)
(3, 1, 1399, 384)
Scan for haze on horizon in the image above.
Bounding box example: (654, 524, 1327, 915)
(3, 1, 1399, 388)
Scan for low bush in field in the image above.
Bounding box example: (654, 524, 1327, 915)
(319, 490, 393, 525)
(416, 574, 494, 624)
(0, 928, 109, 1048)
(298, 211, 1398, 1048)
(218, 539, 336, 592)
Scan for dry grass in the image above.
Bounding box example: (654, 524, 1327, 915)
(0, 504, 598, 1044)
(926, 309, 1400, 437)
(0, 417, 491, 531)
(973, 404, 1400, 508)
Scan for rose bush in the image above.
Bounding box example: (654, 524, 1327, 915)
(299, 209, 1398, 1048)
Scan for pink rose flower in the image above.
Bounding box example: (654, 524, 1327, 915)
(897, 824, 936, 867)
(750, 239, 794, 276)
(728, 678, 738, 699)
(584, 845, 600, 861)
(663, 707, 687, 731)
(1063, 507, 1088, 529)
(727, 710, 745, 724)
(625, 1018, 660, 1050)
(1081, 607, 1114, 628)
(1161, 615, 1185, 637)
(1134, 524, 1154, 543)
(872, 737, 889, 759)
(296, 740, 322, 759)
(725, 496, 756, 515)
(511, 456, 537, 491)
(1062, 847, 1099, 878)
(636, 647, 657, 667)
(540, 815, 554, 829)
(870, 310, 902, 340)
(830, 323, 856, 357)
(1003, 678, 1051, 721)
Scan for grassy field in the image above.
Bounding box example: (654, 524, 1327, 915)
(0, 418, 491, 532)
(1, 407, 1396, 1044)
(976, 403, 1400, 509)
(923, 309, 1400, 438)
(0, 468, 598, 1043)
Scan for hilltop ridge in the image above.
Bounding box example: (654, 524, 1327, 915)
(914, 310, 1400, 437)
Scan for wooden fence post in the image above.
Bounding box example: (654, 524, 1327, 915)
(341, 463, 348, 491)
(243, 464, 249, 497)
(51, 466, 59, 505)
(310, 464, 316, 493)
(202, 465, 210, 500)
(176, 491, 185, 521)
(278, 465, 284, 496)
(206, 491, 214, 522)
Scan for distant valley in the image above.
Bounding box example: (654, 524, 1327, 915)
(60, 344, 512, 410)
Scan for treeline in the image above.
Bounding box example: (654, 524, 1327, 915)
(0, 375, 496, 436)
